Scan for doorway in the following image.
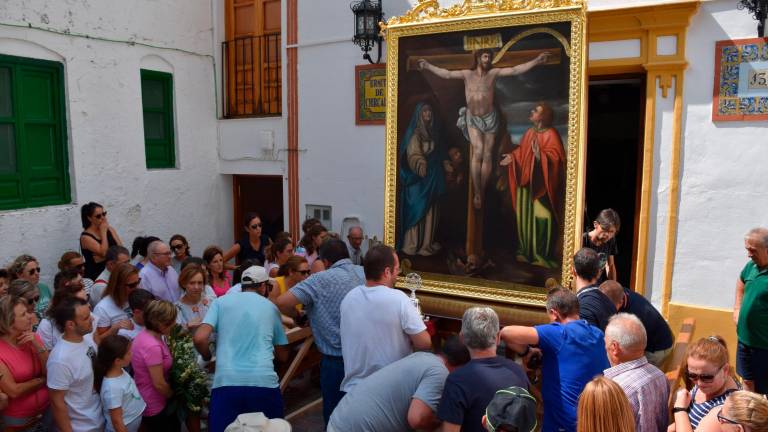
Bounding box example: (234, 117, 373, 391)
(232, 175, 284, 243)
(585, 77, 645, 289)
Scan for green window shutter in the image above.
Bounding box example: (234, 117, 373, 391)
(140, 70, 175, 169)
(0, 54, 70, 211)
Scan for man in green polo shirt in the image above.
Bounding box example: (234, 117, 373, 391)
(734, 227, 768, 394)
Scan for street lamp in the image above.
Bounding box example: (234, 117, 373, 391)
(738, 0, 768, 37)
(351, 0, 384, 63)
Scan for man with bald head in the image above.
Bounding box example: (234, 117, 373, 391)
(600, 280, 673, 367)
(346, 226, 365, 266)
(603, 313, 668, 432)
(734, 227, 768, 393)
(138, 240, 181, 302)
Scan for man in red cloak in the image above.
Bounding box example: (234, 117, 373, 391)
(500, 103, 565, 268)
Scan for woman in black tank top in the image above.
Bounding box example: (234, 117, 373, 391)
(223, 212, 271, 266)
(79, 202, 123, 280)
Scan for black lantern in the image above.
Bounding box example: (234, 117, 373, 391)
(738, 0, 768, 37)
(351, 0, 384, 63)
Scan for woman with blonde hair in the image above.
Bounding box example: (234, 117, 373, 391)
(175, 265, 214, 334)
(131, 300, 180, 430)
(8, 255, 51, 320)
(671, 335, 741, 432)
(716, 391, 768, 431)
(0, 295, 51, 430)
(577, 376, 635, 432)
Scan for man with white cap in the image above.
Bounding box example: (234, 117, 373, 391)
(194, 265, 289, 432)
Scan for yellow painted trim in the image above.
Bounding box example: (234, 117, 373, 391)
(587, 1, 698, 296)
(661, 70, 685, 318)
(634, 75, 657, 297)
(667, 302, 738, 365)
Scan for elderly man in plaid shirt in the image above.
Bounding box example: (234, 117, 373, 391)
(603, 313, 669, 432)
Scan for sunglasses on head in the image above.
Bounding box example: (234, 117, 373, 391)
(27, 267, 41, 275)
(686, 366, 723, 383)
(94, 211, 107, 219)
(250, 223, 263, 229)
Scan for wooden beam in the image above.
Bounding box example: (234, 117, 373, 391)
(406, 48, 562, 72)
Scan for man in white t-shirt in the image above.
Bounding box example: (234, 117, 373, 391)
(340, 244, 432, 393)
(90, 245, 131, 307)
(47, 297, 104, 432)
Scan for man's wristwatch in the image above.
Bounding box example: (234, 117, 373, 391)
(672, 406, 689, 414)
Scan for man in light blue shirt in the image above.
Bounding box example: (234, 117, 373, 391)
(276, 239, 365, 425)
(138, 241, 181, 302)
(195, 265, 288, 432)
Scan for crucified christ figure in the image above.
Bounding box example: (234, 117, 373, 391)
(417, 49, 551, 209)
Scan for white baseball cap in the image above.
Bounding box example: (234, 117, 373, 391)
(241, 265, 271, 285)
(224, 413, 291, 432)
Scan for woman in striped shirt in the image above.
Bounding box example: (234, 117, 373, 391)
(671, 335, 741, 431)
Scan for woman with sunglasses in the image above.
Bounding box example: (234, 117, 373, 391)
(169, 234, 191, 274)
(7, 255, 51, 322)
(35, 269, 90, 350)
(94, 263, 138, 338)
(8, 280, 42, 330)
(223, 212, 271, 267)
(272, 256, 310, 319)
(80, 201, 124, 280)
(0, 295, 52, 431)
(699, 390, 768, 432)
(671, 335, 741, 432)
(57, 251, 95, 299)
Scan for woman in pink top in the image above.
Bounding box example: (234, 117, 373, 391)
(131, 300, 180, 431)
(203, 246, 231, 297)
(0, 295, 51, 430)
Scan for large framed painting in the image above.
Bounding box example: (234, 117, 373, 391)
(382, 0, 587, 306)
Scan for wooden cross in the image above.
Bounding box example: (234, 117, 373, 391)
(407, 47, 562, 258)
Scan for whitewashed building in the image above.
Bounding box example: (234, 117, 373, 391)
(2, 0, 767, 352)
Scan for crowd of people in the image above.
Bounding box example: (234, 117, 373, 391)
(0, 201, 767, 432)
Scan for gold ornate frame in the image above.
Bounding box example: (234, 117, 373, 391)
(382, 0, 587, 307)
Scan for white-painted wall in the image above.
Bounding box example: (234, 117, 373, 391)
(0, 0, 232, 286)
(673, 0, 767, 309)
(294, 0, 767, 311)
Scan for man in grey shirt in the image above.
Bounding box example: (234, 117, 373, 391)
(328, 337, 470, 432)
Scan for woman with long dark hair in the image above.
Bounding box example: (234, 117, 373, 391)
(203, 246, 231, 297)
(94, 263, 138, 338)
(223, 212, 271, 266)
(169, 234, 191, 274)
(80, 202, 123, 280)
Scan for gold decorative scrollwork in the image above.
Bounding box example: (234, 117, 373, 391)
(385, 0, 584, 27)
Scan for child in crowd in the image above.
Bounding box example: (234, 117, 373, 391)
(119, 289, 156, 340)
(94, 335, 147, 432)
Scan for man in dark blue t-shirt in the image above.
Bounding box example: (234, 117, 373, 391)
(437, 307, 529, 432)
(574, 247, 617, 331)
(599, 280, 674, 367)
(501, 287, 610, 432)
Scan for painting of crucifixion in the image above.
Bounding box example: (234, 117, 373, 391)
(393, 21, 574, 291)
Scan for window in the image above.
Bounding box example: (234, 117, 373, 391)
(306, 204, 332, 230)
(0, 54, 70, 211)
(140, 69, 175, 169)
